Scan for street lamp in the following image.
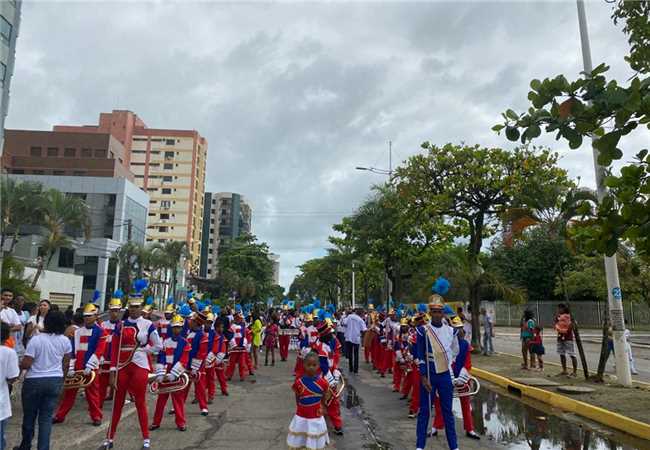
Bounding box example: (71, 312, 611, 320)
(355, 141, 393, 180)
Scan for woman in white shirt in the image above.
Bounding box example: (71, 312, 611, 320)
(25, 300, 51, 342)
(16, 310, 71, 450)
(0, 322, 20, 450)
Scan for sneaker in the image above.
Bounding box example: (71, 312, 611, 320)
(222, 391, 229, 396)
(168, 409, 175, 415)
(399, 395, 408, 400)
(201, 409, 209, 416)
(466, 431, 480, 440)
(142, 438, 151, 449)
(52, 417, 64, 424)
(334, 428, 343, 435)
(632, 370, 639, 375)
(92, 420, 102, 427)
(102, 439, 114, 449)
(177, 426, 187, 432)
(408, 412, 416, 419)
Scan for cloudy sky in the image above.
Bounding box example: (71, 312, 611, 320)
(7, 1, 643, 288)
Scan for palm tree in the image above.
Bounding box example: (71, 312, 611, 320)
(152, 241, 188, 300)
(1, 179, 44, 255)
(31, 190, 90, 288)
(503, 186, 599, 379)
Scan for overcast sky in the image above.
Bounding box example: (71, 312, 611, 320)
(7, 1, 644, 289)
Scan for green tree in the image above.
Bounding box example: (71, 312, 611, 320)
(152, 240, 188, 300)
(494, 1, 650, 260)
(217, 234, 274, 302)
(31, 189, 90, 288)
(1, 179, 44, 255)
(395, 143, 568, 348)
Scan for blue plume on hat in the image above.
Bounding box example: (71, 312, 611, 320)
(178, 304, 192, 317)
(212, 305, 221, 315)
(146, 296, 154, 306)
(92, 289, 101, 303)
(186, 291, 194, 300)
(282, 298, 288, 305)
(317, 309, 326, 321)
(312, 298, 321, 309)
(113, 289, 124, 299)
(133, 279, 148, 294)
(326, 303, 336, 314)
(443, 305, 455, 316)
(166, 296, 175, 305)
(417, 303, 427, 313)
(235, 304, 242, 312)
(432, 277, 450, 296)
(324, 312, 332, 320)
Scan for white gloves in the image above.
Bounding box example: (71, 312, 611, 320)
(216, 352, 225, 364)
(454, 368, 470, 386)
(205, 352, 216, 365)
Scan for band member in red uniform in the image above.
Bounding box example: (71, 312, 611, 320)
(185, 311, 209, 415)
(104, 280, 162, 450)
(278, 308, 294, 361)
(211, 318, 229, 396)
(98, 291, 123, 409)
(150, 314, 191, 432)
(226, 312, 250, 382)
(54, 298, 106, 425)
(203, 312, 217, 403)
(392, 320, 409, 393)
(157, 299, 176, 341)
(312, 322, 344, 435)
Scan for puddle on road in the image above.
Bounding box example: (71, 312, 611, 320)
(470, 386, 648, 450)
(344, 384, 393, 449)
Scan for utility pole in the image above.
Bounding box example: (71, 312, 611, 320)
(351, 261, 356, 309)
(388, 140, 392, 180)
(576, 0, 631, 386)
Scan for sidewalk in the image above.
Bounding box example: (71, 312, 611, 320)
(474, 353, 650, 427)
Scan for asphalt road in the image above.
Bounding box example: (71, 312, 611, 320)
(490, 328, 650, 383)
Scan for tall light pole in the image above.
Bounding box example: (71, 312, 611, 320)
(576, 0, 631, 386)
(351, 261, 356, 309)
(355, 140, 394, 181)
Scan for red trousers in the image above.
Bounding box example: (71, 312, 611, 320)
(377, 346, 387, 375)
(279, 335, 290, 360)
(215, 366, 228, 394)
(206, 366, 216, 399)
(226, 351, 248, 381)
(245, 352, 255, 374)
(152, 390, 186, 428)
(384, 349, 395, 373)
(185, 372, 208, 410)
(392, 361, 404, 391)
(434, 394, 474, 432)
(409, 369, 421, 414)
(97, 370, 112, 409)
(109, 364, 150, 440)
(54, 372, 102, 422)
(326, 396, 343, 430)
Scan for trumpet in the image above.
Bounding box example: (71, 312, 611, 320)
(453, 375, 480, 398)
(64, 370, 97, 390)
(148, 373, 190, 395)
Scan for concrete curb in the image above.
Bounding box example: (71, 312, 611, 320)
(473, 367, 650, 441)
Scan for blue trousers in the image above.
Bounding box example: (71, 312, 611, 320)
(18, 377, 63, 450)
(416, 370, 457, 450)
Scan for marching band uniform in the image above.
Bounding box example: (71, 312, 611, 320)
(54, 302, 106, 424)
(287, 374, 330, 450)
(226, 315, 250, 381)
(363, 309, 376, 364)
(203, 313, 217, 403)
(98, 294, 123, 410)
(375, 317, 387, 376)
(186, 313, 209, 415)
(210, 326, 229, 396)
(157, 302, 176, 341)
(278, 312, 294, 361)
(392, 324, 408, 393)
(105, 286, 162, 449)
(414, 301, 458, 450)
(293, 315, 314, 378)
(312, 323, 344, 434)
(151, 314, 191, 431)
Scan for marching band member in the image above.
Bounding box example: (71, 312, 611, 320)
(414, 281, 459, 450)
(375, 312, 387, 377)
(186, 311, 209, 416)
(54, 297, 106, 425)
(312, 321, 344, 435)
(363, 305, 376, 364)
(157, 298, 176, 341)
(407, 314, 424, 419)
(142, 296, 154, 321)
(226, 311, 250, 382)
(98, 291, 123, 409)
(278, 307, 294, 362)
(104, 279, 162, 450)
(150, 314, 191, 432)
(211, 318, 229, 396)
(384, 309, 399, 377)
(392, 319, 409, 393)
(432, 316, 480, 440)
(294, 313, 314, 378)
(203, 311, 217, 403)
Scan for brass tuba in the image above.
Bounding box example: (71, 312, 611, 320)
(325, 369, 345, 406)
(453, 375, 480, 398)
(148, 373, 190, 395)
(64, 370, 97, 390)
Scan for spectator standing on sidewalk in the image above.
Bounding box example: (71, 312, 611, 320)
(520, 310, 535, 370)
(342, 308, 366, 374)
(624, 321, 639, 375)
(0, 322, 20, 450)
(480, 307, 494, 356)
(554, 304, 577, 377)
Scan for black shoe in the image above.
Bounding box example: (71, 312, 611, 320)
(427, 429, 438, 437)
(92, 420, 102, 427)
(52, 417, 64, 424)
(466, 431, 481, 440)
(168, 409, 175, 415)
(177, 426, 187, 432)
(201, 409, 209, 416)
(191, 398, 198, 404)
(149, 424, 160, 431)
(399, 395, 408, 400)
(208, 398, 214, 405)
(334, 428, 344, 436)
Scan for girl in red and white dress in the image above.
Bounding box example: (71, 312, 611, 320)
(287, 352, 331, 450)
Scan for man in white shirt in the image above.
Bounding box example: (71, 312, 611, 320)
(0, 289, 22, 352)
(0, 321, 20, 449)
(342, 308, 367, 374)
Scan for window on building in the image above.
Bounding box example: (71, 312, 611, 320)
(165, 139, 175, 145)
(208, 258, 212, 264)
(159, 226, 168, 233)
(64, 148, 75, 157)
(164, 151, 174, 159)
(160, 200, 171, 208)
(0, 16, 12, 45)
(53, 170, 65, 176)
(11, 169, 24, 174)
(81, 148, 92, 158)
(133, 138, 147, 142)
(158, 239, 166, 243)
(32, 170, 45, 175)
(73, 171, 86, 176)
(163, 176, 172, 182)
(58, 248, 74, 268)
(163, 163, 173, 170)
(47, 147, 58, 157)
(94, 149, 107, 158)
(131, 162, 145, 166)
(160, 213, 169, 220)
(132, 149, 146, 154)
(162, 188, 172, 195)
(30, 147, 42, 157)
(135, 175, 144, 179)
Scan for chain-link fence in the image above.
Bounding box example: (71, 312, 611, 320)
(492, 300, 650, 330)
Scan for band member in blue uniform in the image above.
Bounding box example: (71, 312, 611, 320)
(414, 281, 459, 450)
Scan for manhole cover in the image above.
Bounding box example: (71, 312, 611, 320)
(556, 385, 596, 394)
(512, 377, 561, 387)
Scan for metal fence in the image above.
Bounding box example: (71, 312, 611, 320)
(492, 300, 650, 330)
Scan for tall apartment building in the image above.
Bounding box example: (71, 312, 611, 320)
(199, 192, 252, 278)
(53, 111, 208, 269)
(0, 0, 21, 153)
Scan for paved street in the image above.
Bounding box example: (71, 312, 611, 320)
(491, 328, 650, 383)
(6, 352, 493, 450)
